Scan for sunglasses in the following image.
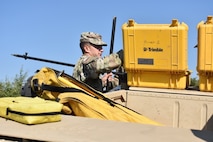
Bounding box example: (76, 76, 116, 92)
(90, 44, 103, 50)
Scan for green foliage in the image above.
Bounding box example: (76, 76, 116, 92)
(0, 68, 27, 97)
(190, 77, 199, 87)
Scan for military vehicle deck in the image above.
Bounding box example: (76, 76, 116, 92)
(1, 115, 213, 142)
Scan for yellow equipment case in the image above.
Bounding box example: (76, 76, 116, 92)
(122, 19, 189, 89)
(0, 97, 63, 125)
(197, 16, 213, 91)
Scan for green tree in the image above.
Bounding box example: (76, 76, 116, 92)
(0, 68, 27, 97)
(190, 77, 199, 87)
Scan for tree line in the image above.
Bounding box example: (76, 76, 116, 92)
(0, 68, 27, 97)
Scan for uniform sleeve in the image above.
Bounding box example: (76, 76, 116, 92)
(82, 53, 121, 79)
(96, 53, 121, 73)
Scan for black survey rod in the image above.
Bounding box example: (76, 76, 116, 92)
(12, 53, 75, 67)
(109, 17, 117, 54)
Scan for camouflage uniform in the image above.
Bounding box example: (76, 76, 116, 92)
(72, 32, 121, 92)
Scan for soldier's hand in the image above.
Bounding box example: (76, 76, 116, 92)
(102, 73, 113, 86)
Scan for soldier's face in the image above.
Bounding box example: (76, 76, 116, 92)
(89, 44, 103, 57)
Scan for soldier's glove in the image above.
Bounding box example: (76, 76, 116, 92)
(117, 49, 124, 66)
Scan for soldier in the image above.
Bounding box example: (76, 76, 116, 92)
(72, 32, 122, 92)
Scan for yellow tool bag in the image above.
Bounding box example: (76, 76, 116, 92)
(31, 67, 162, 126)
(0, 96, 63, 125)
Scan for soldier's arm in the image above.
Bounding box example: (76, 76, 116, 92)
(96, 53, 121, 73)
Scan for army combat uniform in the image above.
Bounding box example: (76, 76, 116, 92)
(72, 32, 121, 92)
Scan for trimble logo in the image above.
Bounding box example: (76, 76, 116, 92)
(143, 47, 163, 52)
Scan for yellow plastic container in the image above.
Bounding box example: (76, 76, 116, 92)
(197, 16, 213, 91)
(199, 72, 213, 92)
(122, 19, 189, 89)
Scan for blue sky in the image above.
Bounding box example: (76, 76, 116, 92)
(0, 0, 212, 81)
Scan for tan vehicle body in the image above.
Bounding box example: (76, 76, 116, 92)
(1, 87, 213, 142)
